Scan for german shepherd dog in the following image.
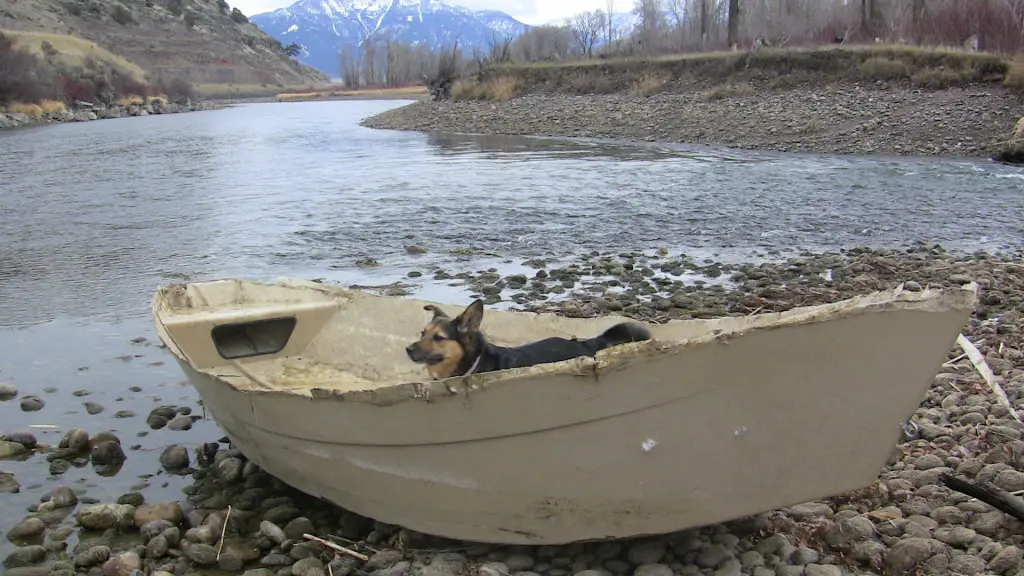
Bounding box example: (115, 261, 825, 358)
(405, 299, 653, 380)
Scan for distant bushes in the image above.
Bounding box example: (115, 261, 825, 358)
(230, 8, 248, 24)
(0, 31, 195, 111)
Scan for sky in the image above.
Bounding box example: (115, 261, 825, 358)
(229, 0, 613, 25)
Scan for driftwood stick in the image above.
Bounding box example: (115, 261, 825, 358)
(303, 533, 370, 562)
(940, 473, 1024, 522)
(216, 505, 232, 560)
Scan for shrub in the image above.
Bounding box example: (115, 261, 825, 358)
(166, 0, 184, 17)
(0, 32, 58, 107)
(157, 77, 195, 102)
(703, 82, 754, 101)
(217, 0, 230, 14)
(1006, 53, 1024, 93)
(858, 57, 910, 81)
(910, 68, 969, 89)
(41, 41, 58, 57)
(486, 75, 519, 101)
(112, 4, 133, 25)
(451, 79, 484, 101)
(6, 103, 44, 116)
(230, 8, 248, 24)
(184, 11, 198, 27)
(630, 73, 663, 97)
(59, 75, 98, 103)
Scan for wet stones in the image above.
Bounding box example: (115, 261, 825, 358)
(58, 428, 90, 453)
(0, 471, 20, 493)
(147, 406, 178, 430)
(2, 432, 37, 450)
(134, 502, 183, 527)
(0, 440, 28, 459)
(3, 545, 47, 568)
(19, 396, 44, 412)
(90, 441, 126, 466)
(75, 503, 135, 531)
(7, 517, 45, 541)
(160, 445, 190, 472)
(0, 382, 19, 400)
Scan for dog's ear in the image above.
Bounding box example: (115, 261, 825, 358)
(454, 299, 484, 334)
(424, 305, 449, 319)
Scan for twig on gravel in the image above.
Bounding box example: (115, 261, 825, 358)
(216, 505, 232, 560)
(942, 352, 968, 367)
(940, 473, 1024, 522)
(957, 333, 1023, 426)
(328, 534, 380, 554)
(304, 533, 370, 561)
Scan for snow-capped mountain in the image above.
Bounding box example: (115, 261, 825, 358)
(250, 0, 529, 77)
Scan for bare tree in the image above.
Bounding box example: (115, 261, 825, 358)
(567, 11, 606, 57)
(605, 0, 617, 48)
(633, 0, 669, 54)
(727, 0, 740, 48)
(338, 44, 362, 88)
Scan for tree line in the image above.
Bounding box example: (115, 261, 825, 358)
(335, 0, 1024, 88)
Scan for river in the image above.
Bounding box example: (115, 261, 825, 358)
(0, 99, 1023, 558)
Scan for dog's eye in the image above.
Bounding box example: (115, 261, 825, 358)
(433, 334, 445, 342)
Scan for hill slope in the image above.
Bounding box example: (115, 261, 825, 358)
(0, 0, 328, 95)
(251, 0, 528, 78)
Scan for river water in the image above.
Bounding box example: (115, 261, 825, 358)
(0, 99, 1023, 557)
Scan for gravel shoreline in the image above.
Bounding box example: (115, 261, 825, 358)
(0, 100, 220, 131)
(361, 84, 1024, 158)
(4, 246, 1024, 576)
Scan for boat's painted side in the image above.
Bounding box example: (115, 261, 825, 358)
(152, 279, 978, 545)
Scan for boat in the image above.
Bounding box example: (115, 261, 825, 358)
(151, 277, 978, 545)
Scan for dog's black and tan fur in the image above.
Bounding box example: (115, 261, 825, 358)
(405, 300, 652, 380)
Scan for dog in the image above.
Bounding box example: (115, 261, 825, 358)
(405, 299, 652, 380)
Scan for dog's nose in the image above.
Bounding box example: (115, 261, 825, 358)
(405, 345, 416, 357)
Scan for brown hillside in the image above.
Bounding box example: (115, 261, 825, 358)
(0, 0, 327, 95)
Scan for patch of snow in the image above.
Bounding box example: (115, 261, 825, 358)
(285, 24, 299, 33)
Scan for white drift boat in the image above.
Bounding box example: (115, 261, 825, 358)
(151, 278, 978, 545)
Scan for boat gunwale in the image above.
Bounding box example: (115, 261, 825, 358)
(151, 277, 980, 407)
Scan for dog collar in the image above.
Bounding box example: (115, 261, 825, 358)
(464, 355, 482, 377)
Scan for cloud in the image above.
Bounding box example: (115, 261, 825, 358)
(230, 0, 611, 25)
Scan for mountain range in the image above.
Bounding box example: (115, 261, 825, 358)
(251, 0, 529, 77)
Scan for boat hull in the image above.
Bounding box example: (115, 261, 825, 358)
(154, 280, 977, 544)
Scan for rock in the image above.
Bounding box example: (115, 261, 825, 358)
(49, 487, 78, 508)
(216, 457, 244, 482)
(479, 562, 509, 576)
(186, 543, 219, 566)
(90, 441, 126, 465)
(0, 441, 28, 458)
(58, 429, 90, 453)
(948, 554, 985, 575)
(627, 540, 667, 565)
(134, 502, 182, 527)
(0, 471, 20, 493)
(167, 414, 193, 431)
(364, 549, 403, 571)
(0, 382, 19, 400)
(284, 517, 315, 541)
(245, 570, 277, 576)
(261, 552, 295, 567)
(102, 551, 140, 576)
(785, 502, 833, 520)
(84, 402, 105, 415)
(260, 521, 287, 545)
(7, 517, 45, 541)
(2, 432, 37, 449)
(696, 544, 732, 569)
(633, 565, 672, 576)
(852, 540, 885, 571)
(140, 519, 175, 541)
(159, 445, 190, 471)
(293, 557, 326, 576)
(886, 538, 949, 575)
(505, 554, 535, 571)
(405, 245, 427, 254)
(803, 566, 841, 576)
(989, 545, 1022, 574)
(76, 504, 135, 531)
(146, 535, 169, 559)
(3, 545, 47, 568)
(934, 525, 977, 547)
(19, 396, 44, 412)
(789, 547, 819, 565)
(74, 545, 110, 568)
(117, 492, 144, 507)
(219, 550, 245, 572)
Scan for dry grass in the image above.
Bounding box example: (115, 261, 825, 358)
(910, 68, 973, 88)
(117, 95, 146, 106)
(493, 44, 1010, 96)
(1, 29, 149, 84)
(630, 74, 664, 97)
(703, 82, 755, 101)
(452, 76, 521, 102)
(4, 102, 44, 116)
(1006, 53, 1024, 93)
(276, 85, 427, 101)
(38, 99, 66, 114)
(858, 57, 911, 81)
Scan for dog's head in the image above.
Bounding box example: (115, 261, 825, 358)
(405, 300, 484, 380)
